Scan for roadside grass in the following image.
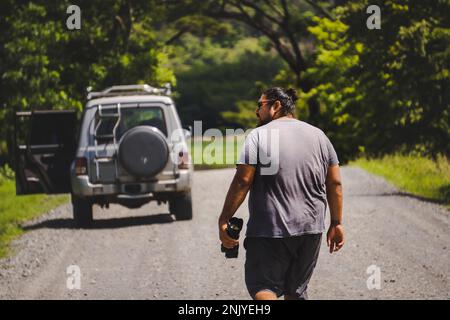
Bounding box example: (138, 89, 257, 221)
(0, 176, 68, 258)
(188, 135, 245, 170)
(351, 154, 450, 208)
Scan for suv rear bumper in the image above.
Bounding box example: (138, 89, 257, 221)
(71, 170, 191, 197)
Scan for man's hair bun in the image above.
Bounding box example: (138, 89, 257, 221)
(285, 88, 298, 103)
(262, 86, 298, 116)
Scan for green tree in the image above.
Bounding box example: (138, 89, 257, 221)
(302, 0, 449, 160)
(170, 35, 285, 129)
(157, 0, 337, 121)
(0, 0, 175, 164)
(300, 17, 364, 162)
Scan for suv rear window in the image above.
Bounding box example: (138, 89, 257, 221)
(95, 106, 167, 140)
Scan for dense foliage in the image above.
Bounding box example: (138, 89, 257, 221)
(0, 0, 448, 165)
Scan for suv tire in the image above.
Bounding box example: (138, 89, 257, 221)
(169, 191, 193, 221)
(72, 195, 93, 228)
(118, 126, 169, 178)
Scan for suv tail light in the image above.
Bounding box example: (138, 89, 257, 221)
(75, 157, 88, 175)
(178, 151, 190, 170)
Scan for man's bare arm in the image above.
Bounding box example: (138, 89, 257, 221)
(219, 164, 256, 224)
(218, 164, 256, 248)
(325, 165, 344, 253)
(326, 165, 343, 224)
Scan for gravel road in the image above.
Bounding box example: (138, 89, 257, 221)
(0, 167, 448, 299)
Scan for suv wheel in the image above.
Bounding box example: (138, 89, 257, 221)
(72, 195, 93, 228)
(169, 191, 193, 221)
(118, 126, 169, 178)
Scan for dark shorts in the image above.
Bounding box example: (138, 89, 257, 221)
(243, 233, 322, 300)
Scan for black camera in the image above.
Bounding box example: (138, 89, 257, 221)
(221, 217, 244, 258)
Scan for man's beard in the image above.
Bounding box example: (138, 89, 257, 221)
(257, 116, 271, 127)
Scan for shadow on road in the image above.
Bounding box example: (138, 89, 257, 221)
(22, 213, 175, 231)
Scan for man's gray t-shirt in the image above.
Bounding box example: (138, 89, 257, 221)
(237, 118, 339, 238)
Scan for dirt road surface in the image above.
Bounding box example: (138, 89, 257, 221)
(0, 167, 448, 299)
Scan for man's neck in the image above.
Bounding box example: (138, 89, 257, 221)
(273, 114, 294, 121)
(258, 114, 295, 127)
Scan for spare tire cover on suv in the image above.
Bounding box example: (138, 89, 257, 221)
(118, 126, 169, 177)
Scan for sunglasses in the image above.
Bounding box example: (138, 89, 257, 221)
(257, 99, 275, 109)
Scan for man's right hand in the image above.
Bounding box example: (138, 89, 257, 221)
(326, 223, 345, 254)
(219, 220, 239, 249)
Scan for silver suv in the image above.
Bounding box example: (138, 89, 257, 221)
(14, 84, 193, 227)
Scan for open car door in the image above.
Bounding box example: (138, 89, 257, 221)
(14, 110, 77, 195)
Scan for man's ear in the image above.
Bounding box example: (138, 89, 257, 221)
(272, 100, 282, 114)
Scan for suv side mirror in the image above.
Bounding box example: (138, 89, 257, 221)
(182, 125, 192, 139)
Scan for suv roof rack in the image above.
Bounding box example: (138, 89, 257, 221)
(86, 83, 172, 100)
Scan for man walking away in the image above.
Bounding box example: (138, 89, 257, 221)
(218, 87, 344, 300)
